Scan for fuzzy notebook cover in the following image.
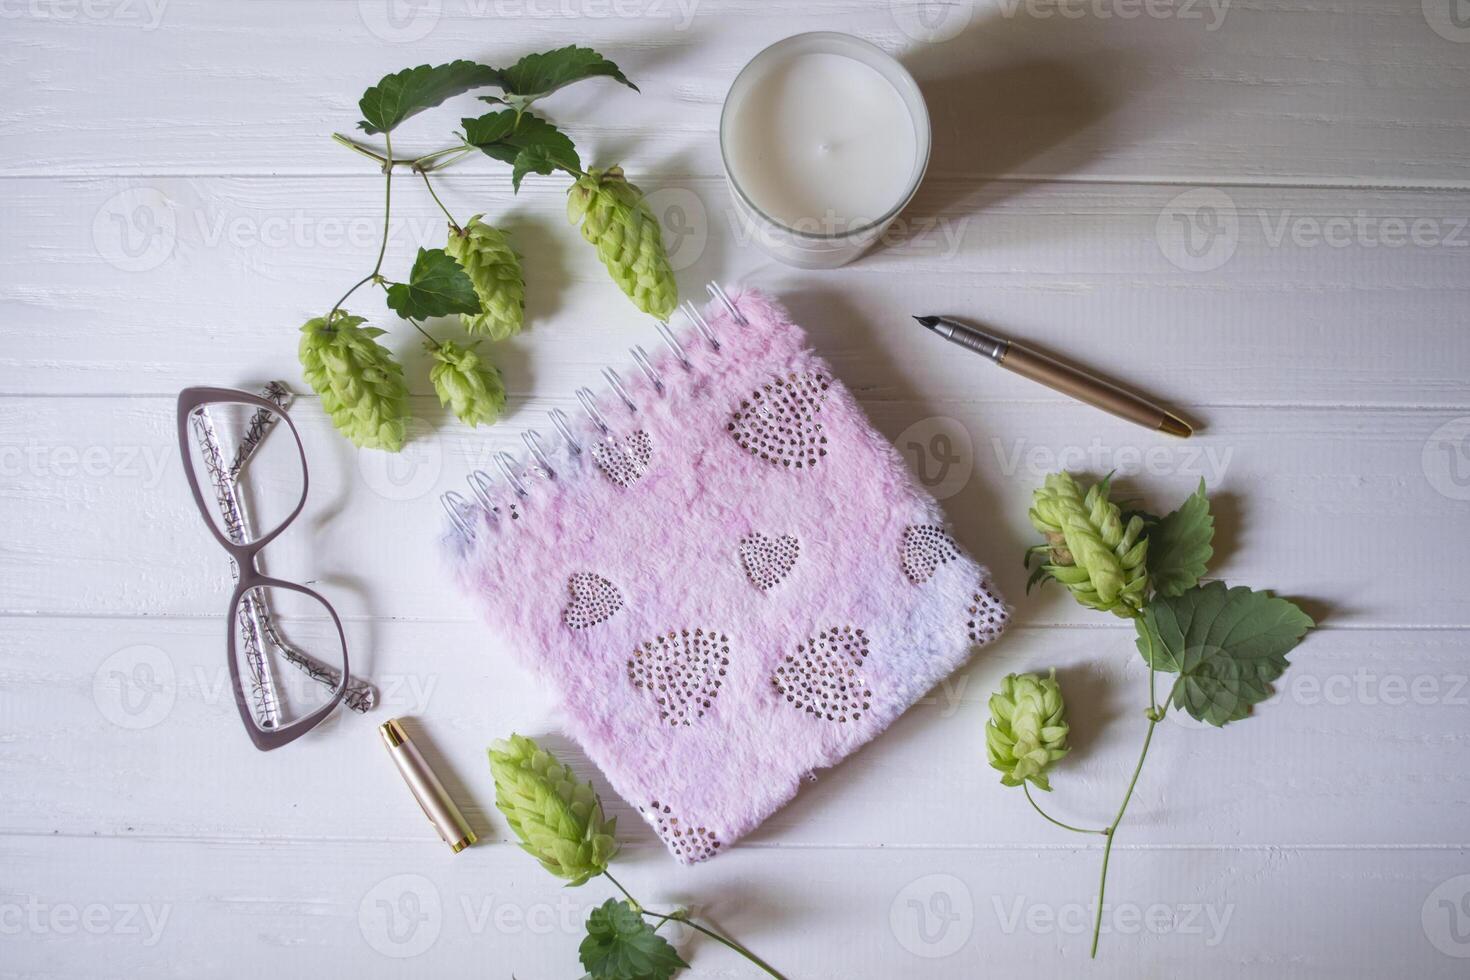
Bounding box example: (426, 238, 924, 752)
(446, 288, 1008, 864)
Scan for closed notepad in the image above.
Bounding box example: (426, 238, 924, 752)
(445, 288, 1008, 863)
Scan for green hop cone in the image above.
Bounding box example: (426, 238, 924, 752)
(488, 734, 620, 886)
(1029, 471, 1149, 618)
(566, 165, 677, 320)
(444, 215, 525, 340)
(298, 311, 409, 452)
(986, 669, 1070, 791)
(428, 339, 505, 428)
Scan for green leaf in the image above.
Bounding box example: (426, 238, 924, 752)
(463, 110, 581, 191)
(1137, 581, 1313, 726)
(1146, 478, 1215, 597)
(579, 900, 687, 980)
(482, 46, 636, 112)
(384, 248, 481, 321)
(359, 61, 503, 135)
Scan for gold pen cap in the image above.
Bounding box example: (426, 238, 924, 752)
(379, 718, 477, 854)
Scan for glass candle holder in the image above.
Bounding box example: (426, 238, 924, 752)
(720, 32, 932, 269)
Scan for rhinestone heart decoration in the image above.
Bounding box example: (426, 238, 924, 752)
(641, 800, 721, 864)
(562, 572, 624, 630)
(771, 626, 872, 724)
(592, 430, 653, 488)
(627, 628, 731, 727)
(727, 371, 831, 469)
(901, 524, 961, 584)
(739, 532, 800, 592)
(967, 580, 1010, 646)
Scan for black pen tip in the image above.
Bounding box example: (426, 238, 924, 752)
(912, 315, 939, 328)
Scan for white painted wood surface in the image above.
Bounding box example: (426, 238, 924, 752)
(3, 1, 1469, 976)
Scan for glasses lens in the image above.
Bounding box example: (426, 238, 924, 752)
(185, 400, 305, 546)
(231, 585, 345, 734)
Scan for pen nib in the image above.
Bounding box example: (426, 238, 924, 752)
(912, 315, 939, 328)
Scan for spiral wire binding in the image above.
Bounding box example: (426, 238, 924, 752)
(441, 282, 743, 541)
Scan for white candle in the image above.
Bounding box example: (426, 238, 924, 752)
(720, 33, 930, 268)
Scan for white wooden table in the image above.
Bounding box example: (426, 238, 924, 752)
(4, 1, 1469, 976)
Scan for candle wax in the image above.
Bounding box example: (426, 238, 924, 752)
(725, 51, 919, 233)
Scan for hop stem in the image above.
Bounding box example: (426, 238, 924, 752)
(1022, 783, 1107, 837)
(601, 871, 787, 980)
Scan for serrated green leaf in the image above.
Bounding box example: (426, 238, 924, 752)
(483, 46, 636, 113)
(579, 899, 687, 980)
(1146, 478, 1215, 597)
(463, 110, 581, 191)
(1137, 581, 1313, 726)
(359, 61, 503, 135)
(384, 248, 481, 321)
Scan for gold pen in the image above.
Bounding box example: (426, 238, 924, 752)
(379, 718, 477, 853)
(913, 315, 1193, 437)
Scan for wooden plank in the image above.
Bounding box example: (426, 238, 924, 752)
(3, 176, 1469, 404)
(3, 0, 1469, 185)
(2, 617, 1467, 847)
(2, 834, 1465, 977)
(0, 397, 1464, 626)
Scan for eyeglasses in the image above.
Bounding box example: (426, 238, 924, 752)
(177, 385, 372, 750)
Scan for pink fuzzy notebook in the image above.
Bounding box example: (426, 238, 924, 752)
(443, 286, 1008, 864)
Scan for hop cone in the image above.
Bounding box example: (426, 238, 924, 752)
(444, 215, 524, 340)
(428, 340, 505, 428)
(489, 734, 620, 886)
(567, 166, 677, 320)
(1029, 472, 1149, 618)
(298, 312, 408, 452)
(986, 669, 1070, 791)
